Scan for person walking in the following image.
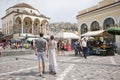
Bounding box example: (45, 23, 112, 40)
(48, 35, 57, 74)
(57, 40, 61, 56)
(78, 39, 83, 57)
(0, 44, 3, 57)
(58, 40, 65, 56)
(33, 33, 48, 76)
(82, 38, 87, 59)
(60, 40, 65, 56)
(74, 40, 79, 56)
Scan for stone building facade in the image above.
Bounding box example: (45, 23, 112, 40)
(1, 3, 50, 36)
(76, 0, 120, 44)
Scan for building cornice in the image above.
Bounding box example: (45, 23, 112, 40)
(76, 1, 120, 18)
(1, 11, 50, 20)
(14, 12, 50, 19)
(1, 11, 18, 20)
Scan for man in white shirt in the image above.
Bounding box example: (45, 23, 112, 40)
(82, 38, 87, 59)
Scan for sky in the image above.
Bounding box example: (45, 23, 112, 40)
(0, 0, 103, 28)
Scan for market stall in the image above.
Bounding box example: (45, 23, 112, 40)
(107, 27, 120, 55)
(80, 30, 115, 56)
(55, 31, 80, 51)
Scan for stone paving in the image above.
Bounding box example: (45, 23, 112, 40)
(0, 51, 120, 80)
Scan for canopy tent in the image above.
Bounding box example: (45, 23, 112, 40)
(80, 30, 109, 37)
(20, 33, 38, 38)
(27, 38, 39, 41)
(44, 35, 50, 39)
(20, 33, 49, 38)
(81, 36, 94, 40)
(55, 31, 80, 39)
(17, 36, 26, 39)
(11, 38, 21, 43)
(0, 34, 13, 39)
(107, 27, 120, 35)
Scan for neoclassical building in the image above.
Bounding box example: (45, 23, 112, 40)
(1, 3, 50, 36)
(76, 0, 120, 43)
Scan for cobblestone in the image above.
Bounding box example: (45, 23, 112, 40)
(0, 51, 120, 80)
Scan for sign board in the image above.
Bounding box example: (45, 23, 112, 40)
(13, 34, 19, 39)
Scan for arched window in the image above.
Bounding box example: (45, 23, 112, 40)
(103, 18, 115, 30)
(103, 18, 115, 43)
(81, 23, 88, 34)
(91, 21, 100, 31)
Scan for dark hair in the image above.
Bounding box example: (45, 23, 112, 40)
(50, 35, 54, 40)
(39, 33, 44, 37)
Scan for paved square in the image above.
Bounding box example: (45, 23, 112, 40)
(0, 51, 120, 80)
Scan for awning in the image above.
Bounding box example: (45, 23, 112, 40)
(55, 31, 80, 39)
(27, 38, 39, 41)
(0, 34, 13, 39)
(80, 30, 109, 37)
(11, 38, 21, 42)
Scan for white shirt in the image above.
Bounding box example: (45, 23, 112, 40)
(82, 40, 87, 47)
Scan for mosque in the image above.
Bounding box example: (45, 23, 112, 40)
(1, 3, 50, 38)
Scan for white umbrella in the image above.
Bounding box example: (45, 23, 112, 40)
(81, 36, 94, 40)
(55, 31, 80, 39)
(27, 38, 38, 41)
(80, 30, 107, 37)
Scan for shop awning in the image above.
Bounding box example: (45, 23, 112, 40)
(55, 31, 80, 39)
(80, 30, 109, 37)
(27, 38, 39, 41)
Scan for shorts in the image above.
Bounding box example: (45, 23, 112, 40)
(37, 52, 45, 63)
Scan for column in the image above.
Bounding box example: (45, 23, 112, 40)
(21, 22, 23, 34)
(41, 24, 42, 33)
(32, 22, 34, 34)
(21, 15, 23, 34)
(8, 26, 9, 34)
(39, 24, 41, 33)
(44, 25, 46, 35)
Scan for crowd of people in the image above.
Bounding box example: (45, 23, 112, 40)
(73, 37, 117, 59)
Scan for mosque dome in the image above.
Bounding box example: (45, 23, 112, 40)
(11, 3, 35, 9)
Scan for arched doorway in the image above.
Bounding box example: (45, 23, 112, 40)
(23, 17, 32, 33)
(29, 28, 32, 34)
(103, 18, 115, 43)
(90, 21, 100, 31)
(33, 18, 40, 35)
(81, 23, 88, 34)
(14, 17, 21, 34)
(41, 20, 49, 35)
